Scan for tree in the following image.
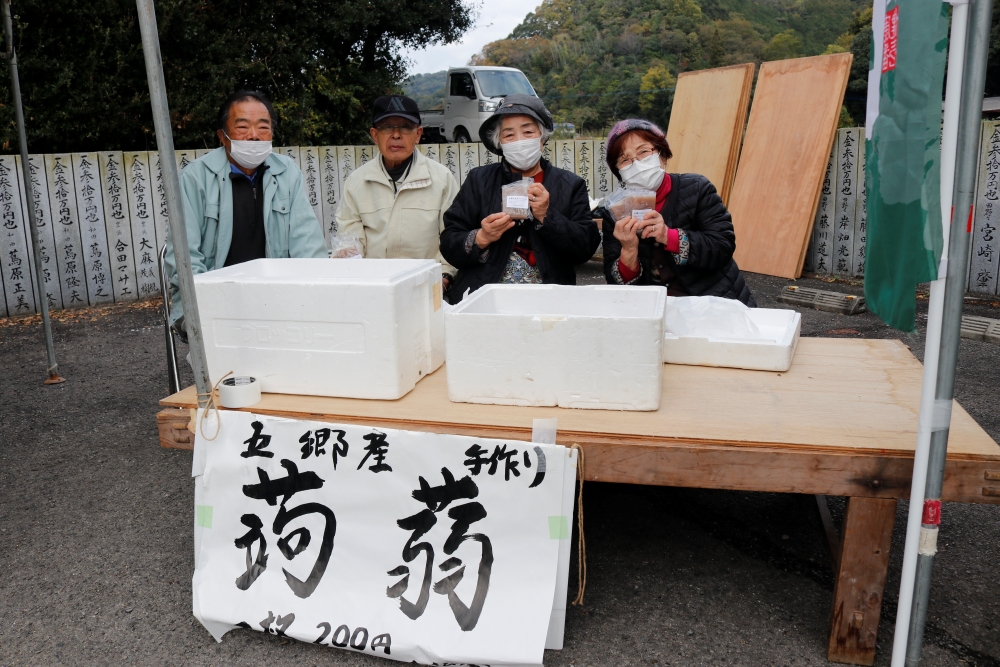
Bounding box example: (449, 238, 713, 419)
(0, 0, 473, 152)
(639, 64, 676, 126)
(473, 0, 870, 135)
(761, 30, 804, 61)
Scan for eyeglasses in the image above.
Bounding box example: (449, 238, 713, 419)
(616, 146, 657, 169)
(374, 124, 418, 135)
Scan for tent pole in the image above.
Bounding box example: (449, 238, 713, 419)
(904, 0, 991, 662)
(1, 0, 65, 384)
(888, 1, 968, 663)
(135, 0, 211, 404)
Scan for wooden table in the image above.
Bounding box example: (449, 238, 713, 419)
(158, 338, 1000, 666)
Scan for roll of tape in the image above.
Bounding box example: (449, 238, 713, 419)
(219, 376, 261, 408)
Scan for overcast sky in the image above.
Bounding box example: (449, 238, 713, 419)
(401, 0, 542, 75)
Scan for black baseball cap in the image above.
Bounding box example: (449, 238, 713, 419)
(372, 95, 421, 126)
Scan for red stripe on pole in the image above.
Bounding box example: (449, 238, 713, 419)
(967, 206, 974, 233)
(922, 499, 942, 525)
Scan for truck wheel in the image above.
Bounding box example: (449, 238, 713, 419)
(454, 128, 471, 144)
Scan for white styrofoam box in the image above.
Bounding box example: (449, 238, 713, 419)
(445, 284, 666, 411)
(194, 258, 444, 399)
(661, 297, 802, 372)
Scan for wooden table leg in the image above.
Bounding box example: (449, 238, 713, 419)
(827, 496, 897, 665)
(157, 407, 195, 450)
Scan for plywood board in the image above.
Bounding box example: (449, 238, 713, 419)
(729, 53, 853, 279)
(163, 337, 999, 460)
(46, 155, 89, 309)
(70, 153, 112, 310)
(666, 63, 754, 204)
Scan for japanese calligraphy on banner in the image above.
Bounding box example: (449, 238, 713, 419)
(71, 154, 111, 309)
(832, 128, 859, 277)
(459, 142, 479, 185)
(47, 155, 88, 309)
(300, 147, 324, 233)
(192, 411, 575, 666)
(439, 144, 459, 182)
(123, 152, 161, 298)
(17, 155, 62, 310)
(0, 155, 35, 316)
(319, 147, 341, 246)
(970, 121, 1000, 294)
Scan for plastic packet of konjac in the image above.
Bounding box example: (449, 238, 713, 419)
(605, 188, 632, 221)
(626, 188, 656, 221)
(330, 233, 363, 259)
(502, 179, 532, 219)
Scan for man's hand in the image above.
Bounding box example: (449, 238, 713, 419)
(442, 274, 453, 292)
(528, 183, 549, 223)
(475, 212, 515, 249)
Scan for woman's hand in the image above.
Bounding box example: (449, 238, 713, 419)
(636, 210, 669, 245)
(612, 215, 642, 270)
(528, 183, 549, 222)
(475, 212, 515, 249)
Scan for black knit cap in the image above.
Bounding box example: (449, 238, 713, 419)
(479, 94, 554, 155)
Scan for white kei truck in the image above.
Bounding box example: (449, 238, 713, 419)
(419, 66, 538, 144)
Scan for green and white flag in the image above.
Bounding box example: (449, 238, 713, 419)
(864, 0, 950, 331)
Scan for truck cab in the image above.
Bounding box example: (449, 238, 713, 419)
(420, 66, 537, 144)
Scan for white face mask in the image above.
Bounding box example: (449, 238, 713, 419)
(224, 131, 272, 169)
(501, 137, 543, 172)
(620, 152, 665, 191)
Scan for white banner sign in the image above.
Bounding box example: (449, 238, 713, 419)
(192, 411, 576, 665)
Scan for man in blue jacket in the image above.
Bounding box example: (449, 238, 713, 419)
(165, 90, 328, 330)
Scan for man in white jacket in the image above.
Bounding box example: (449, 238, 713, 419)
(336, 95, 459, 290)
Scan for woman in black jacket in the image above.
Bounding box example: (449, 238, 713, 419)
(440, 94, 601, 302)
(598, 118, 756, 306)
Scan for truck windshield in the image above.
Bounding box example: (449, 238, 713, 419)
(476, 70, 535, 98)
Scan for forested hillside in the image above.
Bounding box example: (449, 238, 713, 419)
(465, 0, 871, 133)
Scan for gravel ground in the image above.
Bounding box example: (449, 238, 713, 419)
(1, 265, 999, 667)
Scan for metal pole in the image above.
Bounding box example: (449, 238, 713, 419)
(135, 0, 211, 403)
(904, 0, 991, 660)
(158, 243, 180, 395)
(1, 0, 64, 384)
(889, 2, 968, 663)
